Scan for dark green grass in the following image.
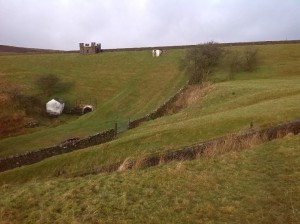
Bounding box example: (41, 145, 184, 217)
(1, 134, 299, 223)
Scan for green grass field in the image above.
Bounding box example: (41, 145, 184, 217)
(1, 134, 299, 223)
(0, 43, 300, 223)
(0, 50, 187, 156)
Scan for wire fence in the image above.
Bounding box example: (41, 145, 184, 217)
(114, 120, 130, 134)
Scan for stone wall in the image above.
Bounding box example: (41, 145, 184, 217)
(74, 119, 300, 177)
(0, 129, 116, 172)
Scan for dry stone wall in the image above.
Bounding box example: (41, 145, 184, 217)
(74, 119, 300, 177)
(0, 129, 116, 172)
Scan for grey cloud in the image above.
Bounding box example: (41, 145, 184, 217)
(0, 0, 299, 50)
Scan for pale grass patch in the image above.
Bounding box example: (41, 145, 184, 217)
(174, 196, 190, 211)
(193, 172, 212, 188)
(119, 192, 127, 213)
(70, 219, 81, 224)
(143, 187, 155, 197)
(175, 161, 185, 171)
(158, 154, 165, 165)
(198, 202, 215, 217)
(62, 188, 80, 200)
(167, 161, 186, 175)
(118, 157, 134, 172)
(118, 153, 161, 170)
(220, 205, 236, 214)
(1, 184, 9, 192)
(202, 132, 264, 158)
(283, 132, 295, 140)
(285, 189, 300, 217)
(132, 154, 147, 169)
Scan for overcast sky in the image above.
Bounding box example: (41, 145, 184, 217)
(0, 0, 300, 50)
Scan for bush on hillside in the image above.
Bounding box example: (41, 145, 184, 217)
(180, 42, 223, 84)
(35, 74, 73, 97)
(244, 48, 258, 72)
(228, 47, 259, 78)
(35, 74, 61, 96)
(3, 87, 42, 115)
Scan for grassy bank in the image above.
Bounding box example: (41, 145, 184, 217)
(1, 134, 299, 223)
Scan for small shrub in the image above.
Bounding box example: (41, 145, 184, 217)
(3, 87, 43, 115)
(243, 48, 258, 72)
(227, 48, 259, 78)
(180, 42, 223, 84)
(35, 74, 61, 96)
(228, 51, 244, 79)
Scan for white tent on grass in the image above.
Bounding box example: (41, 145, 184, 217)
(46, 98, 64, 116)
(152, 49, 163, 57)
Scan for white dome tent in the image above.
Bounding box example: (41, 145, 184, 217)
(46, 98, 65, 116)
(152, 49, 163, 57)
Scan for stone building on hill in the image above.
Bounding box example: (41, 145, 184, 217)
(79, 42, 101, 54)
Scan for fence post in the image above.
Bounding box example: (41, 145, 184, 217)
(114, 122, 118, 135)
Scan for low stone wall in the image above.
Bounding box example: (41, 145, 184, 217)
(0, 129, 116, 172)
(74, 119, 300, 176)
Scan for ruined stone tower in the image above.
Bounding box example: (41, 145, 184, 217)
(79, 42, 101, 54)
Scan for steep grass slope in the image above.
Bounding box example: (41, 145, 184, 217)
(0, 50, 187, 156)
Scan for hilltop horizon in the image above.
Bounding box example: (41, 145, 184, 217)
(1, 39, 300, 53)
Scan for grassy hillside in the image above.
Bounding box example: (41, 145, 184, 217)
(0, 50, 187, 156)
(0, 42, 300, 223)
(1, 43, 300, 181)
(1, 43, 300, 158)
(1, 134, 299, 223)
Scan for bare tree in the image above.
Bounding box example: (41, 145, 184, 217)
(180, 42, 223, 84)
